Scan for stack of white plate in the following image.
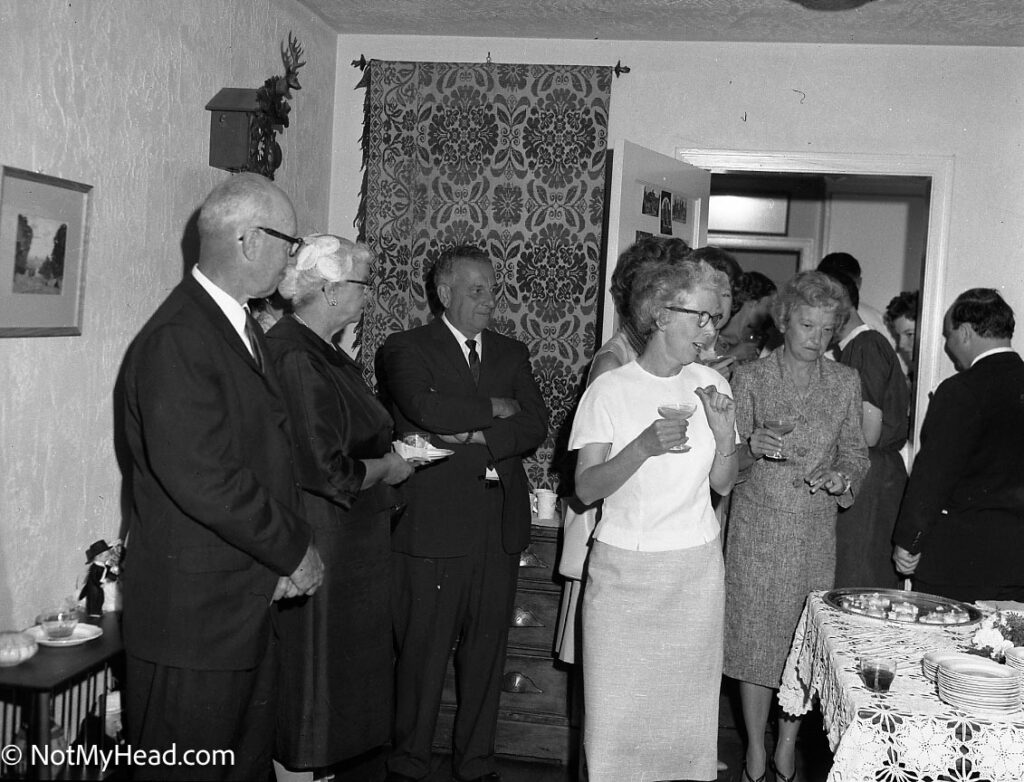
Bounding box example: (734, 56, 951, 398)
(922, 650, 976, 682)
(1005, 648, 1024, 704)
(937, 656, 1021, 714)
(1005, 647, 1024, 674)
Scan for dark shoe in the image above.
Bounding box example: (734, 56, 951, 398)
(740, 764, 766, 782)
(769, 758, 797, 782)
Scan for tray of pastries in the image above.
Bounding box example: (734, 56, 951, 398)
(823, 587, 982, 626)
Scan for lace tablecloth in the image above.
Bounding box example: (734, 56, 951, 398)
(779, 591, 1024, 782)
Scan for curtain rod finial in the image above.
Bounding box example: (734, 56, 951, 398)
(614, 60, 631, 77)
(351, 54, 367, 70)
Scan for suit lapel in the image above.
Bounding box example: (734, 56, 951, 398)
(182, 276, 277, 388)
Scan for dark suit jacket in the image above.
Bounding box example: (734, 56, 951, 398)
(376, 318, 548, 556)
(120, 275, 311, 670)
(893, 351, 1024, 587)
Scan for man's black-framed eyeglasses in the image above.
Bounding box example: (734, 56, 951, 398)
(254, 226, 305, 257)
(663, 305, 724, 329)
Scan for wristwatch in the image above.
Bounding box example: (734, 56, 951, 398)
(460, 430, 476, 444)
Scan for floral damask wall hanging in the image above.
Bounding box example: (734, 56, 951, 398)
(355, 59, 613, 490)
(205, 34, 306, 179)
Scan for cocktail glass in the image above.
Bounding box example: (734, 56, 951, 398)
(657, 402, 698, 452)
(763, 418, 796, 460)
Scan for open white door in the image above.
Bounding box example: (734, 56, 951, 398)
(600, 140, 711, 342)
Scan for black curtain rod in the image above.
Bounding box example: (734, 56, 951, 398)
(350, 54, 630, 77)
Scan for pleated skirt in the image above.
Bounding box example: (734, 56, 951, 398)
(582, 539, 724, 782)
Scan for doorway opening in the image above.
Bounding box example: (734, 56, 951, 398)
(677, 148, 954, 458)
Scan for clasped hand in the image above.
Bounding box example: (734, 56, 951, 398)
(438, 396, 521, 446)
(273, 543, 325, 602)
(892, 545, 921, 575)
(804, 464, 848, 496)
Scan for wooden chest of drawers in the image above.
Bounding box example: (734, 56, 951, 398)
(433, 523, 577, 764)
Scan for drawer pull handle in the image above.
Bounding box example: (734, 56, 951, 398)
(511, 607, 544, 627)
(502, 671, 543, 694)
(519, 546, 548, 569)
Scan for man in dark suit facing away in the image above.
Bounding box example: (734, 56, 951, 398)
(893, 288, 1024, 602)
(120, 173, 323, 780)
(377, 245, 548, 782)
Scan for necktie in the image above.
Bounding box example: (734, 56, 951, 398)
(244, 312, 265, 372)
(466, 338, 480, 385)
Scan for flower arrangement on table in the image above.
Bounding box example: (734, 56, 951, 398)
(969, 611, 1024, 662)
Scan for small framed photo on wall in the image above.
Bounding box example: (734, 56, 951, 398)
(0, 166, 92, 337)
(641, 185, 660, 217)
(659, 190, 672, 235)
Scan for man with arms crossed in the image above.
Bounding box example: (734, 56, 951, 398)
(893, 288, 1024, 602)
(120, 173, 323, 780)
(377, 245, 548, 782)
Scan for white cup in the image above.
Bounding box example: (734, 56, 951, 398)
(104, 691, 123, 739)
(531, 489, 558, 519)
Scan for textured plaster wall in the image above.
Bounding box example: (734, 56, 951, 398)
(0, 0, 336, 627)
(330, 35, 1023, 371)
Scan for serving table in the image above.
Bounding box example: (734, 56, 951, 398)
(779, 591, 1024, 782)
(0, 612, 122, 780)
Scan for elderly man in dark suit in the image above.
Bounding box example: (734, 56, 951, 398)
(377, 245, 548, 782)
(120, 172, 323, 780)
(893, 288, 1024, 602)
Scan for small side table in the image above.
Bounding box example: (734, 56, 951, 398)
(0, 612, 123, 780)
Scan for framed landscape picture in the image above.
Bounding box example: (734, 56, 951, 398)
(0, 166, 92, 337)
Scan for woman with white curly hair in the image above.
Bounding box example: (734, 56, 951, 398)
(266, 234, 414, 780)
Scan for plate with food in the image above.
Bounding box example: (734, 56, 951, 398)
(823, 587, 982, 626)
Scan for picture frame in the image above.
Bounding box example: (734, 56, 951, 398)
(0, 166, 92, 337)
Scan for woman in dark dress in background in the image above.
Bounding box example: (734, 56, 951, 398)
(267, 235, 414, 780)
(827, 272, 909, 589)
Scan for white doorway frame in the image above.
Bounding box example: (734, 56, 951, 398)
(677, 148, 955, 457)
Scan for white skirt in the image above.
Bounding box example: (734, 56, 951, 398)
(582, 538, 724, 782)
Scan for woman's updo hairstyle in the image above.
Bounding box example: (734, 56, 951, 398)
(278, 234, 373, 308)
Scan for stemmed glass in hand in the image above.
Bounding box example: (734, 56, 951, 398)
(657, 402, 698, 452)
(762, 418, 796, 460)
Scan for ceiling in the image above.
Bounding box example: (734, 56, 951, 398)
(298, 0, 1023, 47)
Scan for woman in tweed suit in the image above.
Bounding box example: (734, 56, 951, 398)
(724, 271, 869, 782)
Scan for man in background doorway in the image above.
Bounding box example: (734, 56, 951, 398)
(892, 288, 1024, 602)
(818, 252, 895, 350)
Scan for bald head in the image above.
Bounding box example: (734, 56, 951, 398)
(199, 173, 293, 244)
(197, 173, 297, 301)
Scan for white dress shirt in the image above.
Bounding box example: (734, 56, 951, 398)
(191, 265, 256, 359)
